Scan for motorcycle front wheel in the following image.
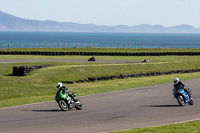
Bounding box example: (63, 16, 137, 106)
(189, 98, 194, 105)
(75, 99, 82, 110)
(58, 100, 69, 111)
(177, 95, 185, 106)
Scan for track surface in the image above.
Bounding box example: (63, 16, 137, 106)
(0, 79, 200, 133)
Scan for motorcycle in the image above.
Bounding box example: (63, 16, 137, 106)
(172, 88, 194, 106)
(141, 59, 149, 62)
(55, 91, 82, 111)
(88, 56, 96, 61)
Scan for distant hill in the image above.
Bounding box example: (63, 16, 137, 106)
(0, 10, 200, 33)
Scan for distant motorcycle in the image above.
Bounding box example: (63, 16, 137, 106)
(141, 59, 149, 62)
(172, 88, 193, 106)
(88, 56, 96, 61)
(55, 91, 82, 111)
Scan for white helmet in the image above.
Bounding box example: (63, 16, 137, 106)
(173, 78, 179, 85)
(56, 82, 63, 90)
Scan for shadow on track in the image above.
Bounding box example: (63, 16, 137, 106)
(23, 109, 63, 112)
(140, 105, 180, 108)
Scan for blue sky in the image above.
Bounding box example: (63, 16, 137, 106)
(0, 0, 200, 27)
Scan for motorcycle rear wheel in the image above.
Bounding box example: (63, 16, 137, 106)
(177, 95, 185, 106)
(58, 100, 69, 111)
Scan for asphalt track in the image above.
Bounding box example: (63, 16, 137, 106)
(0, 79, 200, 133)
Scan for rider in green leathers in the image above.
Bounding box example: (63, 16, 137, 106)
(56, 82, 75, 104)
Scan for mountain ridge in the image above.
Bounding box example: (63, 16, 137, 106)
(0, 10, 199, 33)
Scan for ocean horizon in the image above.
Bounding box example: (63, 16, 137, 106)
(0, 31, 200, 49)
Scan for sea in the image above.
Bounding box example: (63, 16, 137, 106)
(0, 31, 200, 49)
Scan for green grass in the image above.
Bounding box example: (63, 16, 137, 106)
(1, 47, 200, 53)
(1, 55, 199, 82)
(109, 120, 200, 133)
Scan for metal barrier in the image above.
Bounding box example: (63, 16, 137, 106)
(0, 43, 200, 49)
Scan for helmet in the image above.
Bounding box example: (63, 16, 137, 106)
(173, 78, 179, 85)
(56, 82, 63, 90)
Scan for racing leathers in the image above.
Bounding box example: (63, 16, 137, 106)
(56, 86, 75, 104)
(173, 81, 191, 98)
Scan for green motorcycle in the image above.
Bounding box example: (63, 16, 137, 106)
(55, 90, 82, 111)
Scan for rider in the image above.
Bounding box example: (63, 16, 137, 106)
(173, 78, 191, 98)
(56, 82, 75, 104)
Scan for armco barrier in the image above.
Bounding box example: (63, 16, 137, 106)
(1, 51, 200, 56)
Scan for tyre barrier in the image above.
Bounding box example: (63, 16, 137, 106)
(13, 65, 52, 76)
(61, 69, 200, 84)
(1, 51, 200, 56)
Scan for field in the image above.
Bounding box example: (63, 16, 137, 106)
(0, 48, 200, 132)
(109, 120, 200, 133)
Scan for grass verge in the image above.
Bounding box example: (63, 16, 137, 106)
(109, 120, 200, 133)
